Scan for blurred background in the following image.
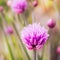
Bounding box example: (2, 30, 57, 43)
(0, 0, 60, 60)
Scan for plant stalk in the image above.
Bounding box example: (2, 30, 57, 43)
(33, 49, 38, 60)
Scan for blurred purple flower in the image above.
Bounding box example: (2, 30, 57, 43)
(0, 6, 4, 12)
(21, 23, 49, 50)
(47, 19, 56, 28)
(11, 0, 28, 14)
(5, 26, 13, 34)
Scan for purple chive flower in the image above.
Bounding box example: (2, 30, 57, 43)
(47, 19, 56, 28)
(56, 46, 60, 54)
(21, 23, 49, 50)
(11, 0, 28, 14)
(5, 26, 13, 34)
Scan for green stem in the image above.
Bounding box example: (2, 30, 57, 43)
(0, 13, 15, 60)
(12, 22, 31, 60)
(33, 49, 38, 60)
(33, 49, 36, 60)
(1, 27, 14, 60)
(11, 35, 23, 60)
(5, 37, 15, 60)
(0, 12, 8, 27)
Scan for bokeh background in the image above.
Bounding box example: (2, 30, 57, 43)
(0, 0, 60, 60)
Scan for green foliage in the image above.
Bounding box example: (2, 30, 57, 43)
(0, 0, 8, 11)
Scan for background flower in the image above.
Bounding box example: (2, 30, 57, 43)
(5, 26, 13, 34)
(0, 6, 4, 12)
(47, 19, 56, 28)
(11, 0, 28, 14)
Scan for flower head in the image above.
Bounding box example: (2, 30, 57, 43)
(21, 23, 49, 50)
(11, 0, 28, 14)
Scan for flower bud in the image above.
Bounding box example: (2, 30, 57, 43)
(5, 26, 13, 34)
(56, 46, 60, 54)
(47, 19, 56, 28)
(33, 0, 38, 7)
